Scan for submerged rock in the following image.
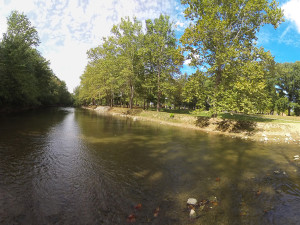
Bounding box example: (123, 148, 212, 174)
(187, 198, 198, 205)
(264, 137, 269, 141)
(189, 209, 197, 219)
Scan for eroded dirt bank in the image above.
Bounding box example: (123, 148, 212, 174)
(84, 106, 300, 144)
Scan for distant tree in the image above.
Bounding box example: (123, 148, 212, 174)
(275, 62, 300, 116)
(82, 36, 125, 106)
(275, 96, 289, 116)
(170, 73, 188, 109)
(182, 70, 211, 110)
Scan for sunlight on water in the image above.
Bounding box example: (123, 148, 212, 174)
(0, 108, 300, 224)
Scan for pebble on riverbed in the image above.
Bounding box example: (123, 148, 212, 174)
(273, 170, 287, 175)
(189, 208, 197, 219)
(187, 198, 198, 205)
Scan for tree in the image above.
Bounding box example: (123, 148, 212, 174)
(170, 73, 188, 109)
(275, 62, 300, 116)
(5, 10, 40, 47)
(0, 11, 41, 107)
(0, 10, 71, 109)
(180, 0, 283, 114)
(111, 17, 144, 109)
(81, 36, 125, 106)
(182, 70, 211, 110)
(275, 96, 289, 116)
(144, 14, 183, 111)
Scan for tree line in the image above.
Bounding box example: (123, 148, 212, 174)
(0, 11, 72, 112)
(75, 0, 300, 116)
(75, 15, 184, 111)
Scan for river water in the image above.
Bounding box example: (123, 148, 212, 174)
(0, 107, 300, 224)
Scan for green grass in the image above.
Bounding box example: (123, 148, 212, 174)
(132, 107, 300, 124)
(219, 113, 275, 123)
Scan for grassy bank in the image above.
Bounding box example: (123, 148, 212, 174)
(87, 106, 300, 144)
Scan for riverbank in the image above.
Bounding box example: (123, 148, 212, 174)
(85, 106, 300, 144)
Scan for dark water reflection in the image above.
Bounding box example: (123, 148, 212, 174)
(1, 108, 300, 224)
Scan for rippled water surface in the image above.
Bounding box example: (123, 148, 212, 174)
(1, 108, 300, 224)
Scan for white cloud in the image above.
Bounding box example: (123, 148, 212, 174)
(184, 58, 191, 65)
(282, 0, 300, 33)
(0, 0, 183, 92)
(175, 21, 184, 28)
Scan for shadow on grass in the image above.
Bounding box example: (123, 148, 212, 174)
(159, 108, 192, 115)
(220, 113, 275, 123)
(125, 109, 143, 115)
(195, 115, 257, 134)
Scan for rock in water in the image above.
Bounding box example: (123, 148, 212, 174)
(264, 137, 269, 141)
(187, 198, 197, 205)
(189, 209, 197, 219)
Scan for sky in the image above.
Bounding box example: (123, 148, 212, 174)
(0, 0, 300, 93)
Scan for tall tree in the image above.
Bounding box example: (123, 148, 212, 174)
(145, 14, 183, 111)
(82, 36, 125, 106)
(0, 11, 41, 107)
(5, 10, 40, 47)
(0, 10, 72, 109)
(111, 17, 144, 109)
(180, 0, 283, 114)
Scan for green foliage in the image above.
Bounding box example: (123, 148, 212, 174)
(0, 10, 72, 110)
(73, 3, 300, 118)
(5, 10, 40, 47)
(144, 14, 184, 111)
(275, 97, 289, 115)
(180, 0, 283, 114)
(275, 61, 300, 115)
(76, 15, 183, 110)
(182, 70, 211, 110)
(291, 102, 300, 116)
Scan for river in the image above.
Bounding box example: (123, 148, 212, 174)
(0, 107, 300, 224)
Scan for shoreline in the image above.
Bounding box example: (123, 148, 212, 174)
(84, 106, 300, 145)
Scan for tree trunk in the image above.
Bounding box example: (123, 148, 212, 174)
(157, 70, 161, 112)
(288, 95, 292, 116)
(212, 65, 223, 116)
(129, 84, 134, 109)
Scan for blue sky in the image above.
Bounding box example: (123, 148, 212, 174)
(0, 0, 299, 92)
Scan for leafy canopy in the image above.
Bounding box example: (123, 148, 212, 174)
(180, 0, 284, 114)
